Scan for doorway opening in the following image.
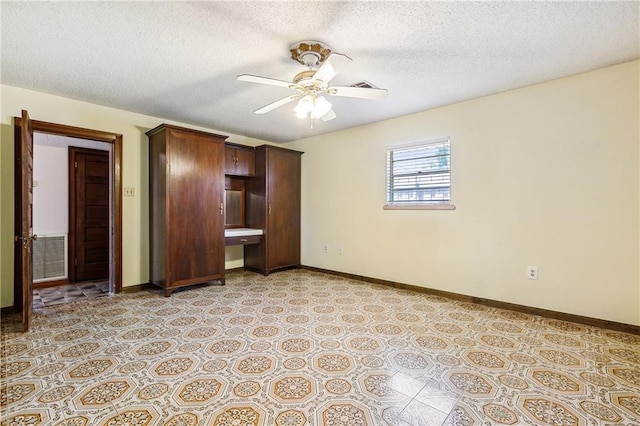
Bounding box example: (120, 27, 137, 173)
(32, 136, 112, 305)
(14, 116, 122, 325)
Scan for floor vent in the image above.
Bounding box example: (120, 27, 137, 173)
(33, 234, 67, 282)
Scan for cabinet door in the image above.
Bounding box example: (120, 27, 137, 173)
(224, 146, 238, 175)
(266, 148, 301, 269)
(225, 145, 255, 177)
(235, 147, 255, 176)
(168, 131, 225, 283)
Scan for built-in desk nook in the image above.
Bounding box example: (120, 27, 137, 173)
(224, 144, 303, 276)
(147, 123, 302, 296)
(224, 228, 263, 246)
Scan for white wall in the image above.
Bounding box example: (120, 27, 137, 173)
(33, 143, 69, 236)
(33, 134, 110, 236)
(1, 86, 269, 307)
(289, 60, 640, 326)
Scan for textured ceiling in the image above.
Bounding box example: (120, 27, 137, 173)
(2, 1, 638, 143)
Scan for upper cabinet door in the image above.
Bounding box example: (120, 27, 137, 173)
(225, 143, 255, 177)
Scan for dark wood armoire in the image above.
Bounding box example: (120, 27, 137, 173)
(147, 124, 226, 296)
(244, 145, 303, 275)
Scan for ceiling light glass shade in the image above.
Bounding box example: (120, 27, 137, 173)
(311, 96, 332, 118)
(294, 95, 314, 118)
(294, 95, 332, 119)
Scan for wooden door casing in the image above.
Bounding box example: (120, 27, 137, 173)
(13, 116, 124, 325)
(69, 147, 110, 282)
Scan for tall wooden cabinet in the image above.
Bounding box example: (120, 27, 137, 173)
(147, 124, 226, 296)
(244, 145, 303, 275)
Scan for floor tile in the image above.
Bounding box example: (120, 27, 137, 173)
(3, 270, 640, 426)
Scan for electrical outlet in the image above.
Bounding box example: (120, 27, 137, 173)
(323, 245, 328, 254)
(124, 187, 135, 197)
(527, 266, 539, 280)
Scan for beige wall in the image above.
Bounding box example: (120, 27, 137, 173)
(2, 61, 638, 326)
(289, 60, 640, 326)
(0, 85, 267, 307)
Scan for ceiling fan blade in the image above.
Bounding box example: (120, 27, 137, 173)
(321, 108, 336, 122)
(238, 74, 302, 90)
(327, 85, 388, 100)
(312, 53, 352, 84)
(253, 95, 299, 114)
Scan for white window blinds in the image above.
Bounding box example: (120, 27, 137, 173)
(386, 138, 451, 205)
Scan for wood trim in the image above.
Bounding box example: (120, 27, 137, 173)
(1, 306, 15, 316)
(26, 120, 120, 142)
(33, 279, 69, 289)
(255, 143, 304, 155)
(122, 282, 155, 293)
(68, 148, 77, 283)
(113, 135, 123, 293)
(14, 118, 123, 293)
(301, 266, 640, 335)
(146, 123, 227, 140)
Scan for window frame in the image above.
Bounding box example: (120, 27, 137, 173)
(384, 137, 456, 210)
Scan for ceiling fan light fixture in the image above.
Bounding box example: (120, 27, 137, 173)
(293, 95, 332, 119)
(293, 95, 313, 118)
(239, 41, 386, 127)
(310, 96, 332, 119)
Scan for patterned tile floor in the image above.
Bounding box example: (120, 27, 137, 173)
(2, 269, 639, 425)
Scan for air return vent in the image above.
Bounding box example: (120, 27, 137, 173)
(33, 234, 67, 282)
(350, 81, 376, 89)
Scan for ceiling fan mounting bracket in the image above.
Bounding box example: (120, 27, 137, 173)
(289, 40, 332, 67)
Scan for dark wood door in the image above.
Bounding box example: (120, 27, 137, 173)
(14, 109, 34, 332)
(147, 124, 226, 296)
(167, 130, 225, 285)
(69, 147, 109, 282)
(244, 145, 302, 275)
(266, 148, 301, 269)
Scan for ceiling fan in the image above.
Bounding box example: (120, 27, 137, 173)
(237, 41, 388, 124)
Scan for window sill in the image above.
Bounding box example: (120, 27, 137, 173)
(383, 203, 456, 211)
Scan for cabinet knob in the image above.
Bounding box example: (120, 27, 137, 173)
(220, 203, 224, 215)
(268, 204, 271, 215)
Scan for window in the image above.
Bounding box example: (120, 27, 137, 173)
(384, 137, 455, 210)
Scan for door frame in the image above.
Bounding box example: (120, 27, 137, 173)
(14, 118, 123, 299)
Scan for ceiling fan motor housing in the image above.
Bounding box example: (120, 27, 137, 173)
(289, 41, 332, 67)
